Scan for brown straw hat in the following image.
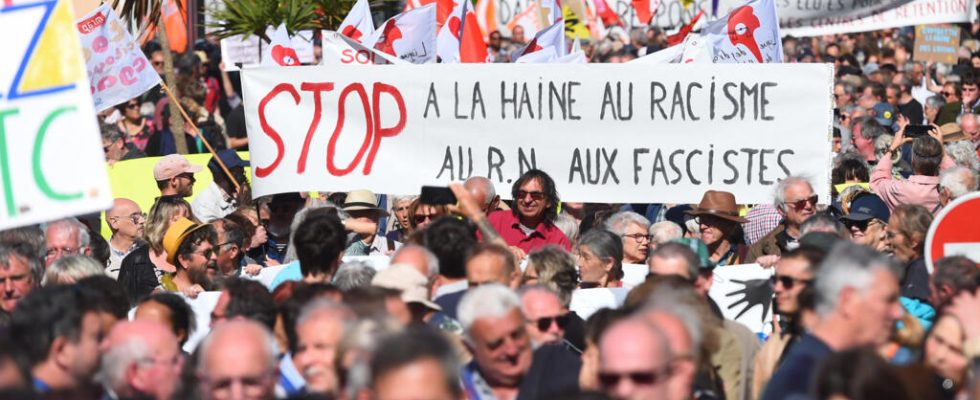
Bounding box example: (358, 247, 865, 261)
(685, 190, 747, 223)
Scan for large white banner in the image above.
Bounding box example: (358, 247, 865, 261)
(0, 0, 113, 231)
(523, 0, 971, 36)
(242, 64, 832, 204)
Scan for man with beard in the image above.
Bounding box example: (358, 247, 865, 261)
(750, 246, 824, 398)
(161, 218, 218, 297)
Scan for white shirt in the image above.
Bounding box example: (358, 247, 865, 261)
(191, 182, 236, 223)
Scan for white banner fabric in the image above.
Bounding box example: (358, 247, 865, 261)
(242, 64, 833, 204)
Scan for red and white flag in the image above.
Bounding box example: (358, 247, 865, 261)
(591, 0, 620, 27)
(404, 0, 455, 31)
(702, 0, 782, 63)
(515, 46, 557, 63)
(262, 24, 302, 66)
(321, 30, 404, 65)
(338, 0, 375, 42)
(437, 0, 488, 62)
(631, 0, 661, 25)
(365, 4, 438, 64)
(514, 20, 565, 60)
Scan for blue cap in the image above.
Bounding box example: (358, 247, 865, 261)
(208, 149, 249, 173)
(872, 102, 896, 129)
(841, 193, 890, 223)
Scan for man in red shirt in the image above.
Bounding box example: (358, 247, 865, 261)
(487, 170, 571, 258)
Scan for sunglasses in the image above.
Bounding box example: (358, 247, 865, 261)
(598, 368, 671, 388)
(516, 190, 545, 201)
(126, 103, 139, 109)
(531, 314, 570, 332)
(943, 91, 956, 96)
(842, 219, 869, 232)
(785, 195, 818, 211)
(152, 60, 164, 66)
(769, 274, 812, 290)
(192, 248, 216, 259)
(414, 214, 436, 224)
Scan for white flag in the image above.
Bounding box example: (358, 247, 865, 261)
(365, 4, 438, 64)
(262, 24, 302, 66)
(339, 0, 375, 42)
(702, 0, 783, 63)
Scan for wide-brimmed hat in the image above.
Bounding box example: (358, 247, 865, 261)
(371, 264, 441, 311)
(686, 190, 747, 223)
(342, 189, 389, 216)
(162, 217, 210, 264)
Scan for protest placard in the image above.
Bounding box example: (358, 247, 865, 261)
(708, 263, 773, 336)
(913, 25, 960, 64)
(181, 291, 222, 352)
(76, 3, 162, 111)
(242, 64, 833, 205)
(0, 0, 113, 231)
(221, 35, 262, 71)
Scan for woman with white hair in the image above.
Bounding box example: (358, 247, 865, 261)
(386, 195, 418, 243)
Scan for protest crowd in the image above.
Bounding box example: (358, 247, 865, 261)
(4, 0, 980, 397)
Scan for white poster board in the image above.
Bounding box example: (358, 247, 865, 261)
(242, 64, 833, 204)
(707, 263, 774, 336)
(0, 0, 113, 231)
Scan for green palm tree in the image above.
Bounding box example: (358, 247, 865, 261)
(207, 0, 401, 42)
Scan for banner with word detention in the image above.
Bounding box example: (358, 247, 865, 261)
(0, 0, 113, 230)
(585, 0, 972, 36)
(242, 64, 833, 204)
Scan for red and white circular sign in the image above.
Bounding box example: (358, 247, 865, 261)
(925, 192, 980, 274)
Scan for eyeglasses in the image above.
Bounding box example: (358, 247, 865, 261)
(192, 248, 216, 259)
(531, 314, 570, 332)
(111, 212, 146, 224)
(943, 91, 956, 96)
(769, 274, 812, 290)
(598, 367, 672, 388)
(784, 195, 818, 211)
(45, 247, 81, 259)
(516, 190, 545, 201)
(126, 103, 139, 109)
(623, 233, 653, 242)
(414, 214, 436, 224)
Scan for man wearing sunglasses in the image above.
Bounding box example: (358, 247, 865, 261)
(153, 154, 203, 198)
(488, 170, 571, 258)
(160, 218, 219, 297)
(519, 286, 571, 349)
(752, 246, 823, 398)
(101, 123, 144, 164)
(598, 317, 679, 400)
(747, 176, 817, 265)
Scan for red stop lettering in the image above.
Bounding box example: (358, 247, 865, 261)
(296, 82, 335, 174)
(255, 83, 300, 177)
(327, 83, 373, 176)
(363, 82, 406, 174)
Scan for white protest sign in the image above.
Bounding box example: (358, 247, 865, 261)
(181, 291, 222, 352)
(569, 287, 630, 319)
(622, 263, 648, 288)
(221, 35, 262, 71)
(242, 64, 833, 204)
(591, 0, 971, 36)
(76, 4, 161, 111)
(321, 31, 405, 65)
(241, 264, 287, 289)
(707, 263, 773, 336)
(0, 0, 113, 231)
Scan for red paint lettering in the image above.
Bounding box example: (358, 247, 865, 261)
(96, 75, 116, 91)
(296, 82, 335, 173)
(132, 57, 147, 73)
(363, 82, 405, 174)
(92, 36, 109, 53)
(119, 66, 137, 85)
(340, 49, 355, 63)
(327, 83, 372, 176)
(255, 83, 299, 178)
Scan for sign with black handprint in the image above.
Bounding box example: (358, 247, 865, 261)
(707, 264, 774, 337)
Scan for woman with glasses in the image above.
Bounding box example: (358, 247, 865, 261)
(838, 191, 889, 253)
(576, 230, 624, 289)
(118, 196, 196, 304)
(604, 211, 652, 265)
(114, 97, 154, 153)
(407, 198, 448, 232)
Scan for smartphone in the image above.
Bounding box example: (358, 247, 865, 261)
(420, 186, 457, 205)
(904, 124, 932, 138)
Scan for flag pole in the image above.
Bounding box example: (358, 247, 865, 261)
(158, 82, 242, 192)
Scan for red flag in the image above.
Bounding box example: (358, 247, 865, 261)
(593, 0, 620, 27)
(460, 3, 488, 62)
(667, 9, 702, 46)
(631, 0, 657, 25)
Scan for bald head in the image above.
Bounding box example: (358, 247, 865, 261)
(107, 198, 144, 239)
(464, 176, 498, 213)
(642, 311, 695, 400)
(100, 320, 181, 400)
(391, 244, 438, 278)
(599, 318, 674, 400)
(198, 320, 278, 399)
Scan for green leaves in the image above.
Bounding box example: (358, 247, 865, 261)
(207, 0, 356, 42)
